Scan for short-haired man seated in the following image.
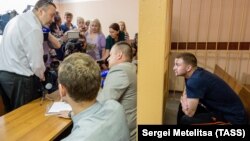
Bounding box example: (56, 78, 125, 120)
(58, 53, 129, 140)
(173, 52, 248, 125)
(97, 41, 137, 141)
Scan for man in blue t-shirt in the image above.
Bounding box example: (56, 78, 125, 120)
(173, 52, 248, 125)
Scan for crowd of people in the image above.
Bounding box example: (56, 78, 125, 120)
(0, 0, 248, 140)
(0, 0, 137, 140)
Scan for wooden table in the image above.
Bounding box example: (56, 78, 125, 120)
(0, 91, 72, 141)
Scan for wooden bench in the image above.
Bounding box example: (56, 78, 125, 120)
(214, 64, 242, 94)
(214, 64, 250, 124)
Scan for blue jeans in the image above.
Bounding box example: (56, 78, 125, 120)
(177, 103, 228, 125)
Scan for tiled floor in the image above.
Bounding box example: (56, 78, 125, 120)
(164, 92, 181, 124)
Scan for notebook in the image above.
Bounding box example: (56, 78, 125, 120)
(46, 102, 72, 116)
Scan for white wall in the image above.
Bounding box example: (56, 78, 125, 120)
(57, 0, 138, 38)
(0, 0, 38, 14)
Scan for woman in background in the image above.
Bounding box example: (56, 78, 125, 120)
(102, 23, 125, 61)
(50, 14, 63, 38)
(83, 20, 90, 33)
(50, 14, 67, 61)
(119, 21, 130, 42)
(85, 19, 106, 60)
(76, 17, 85, 36)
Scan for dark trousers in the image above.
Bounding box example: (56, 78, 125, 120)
(0, 71, 41, 113)
(177, 103, 229, 125)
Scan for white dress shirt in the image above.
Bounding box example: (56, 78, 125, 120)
(0, 11, 45, 79)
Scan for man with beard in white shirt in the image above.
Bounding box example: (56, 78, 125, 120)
(0, 0, 56, 113)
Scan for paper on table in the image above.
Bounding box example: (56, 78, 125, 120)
(46, 102, 72, 116)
